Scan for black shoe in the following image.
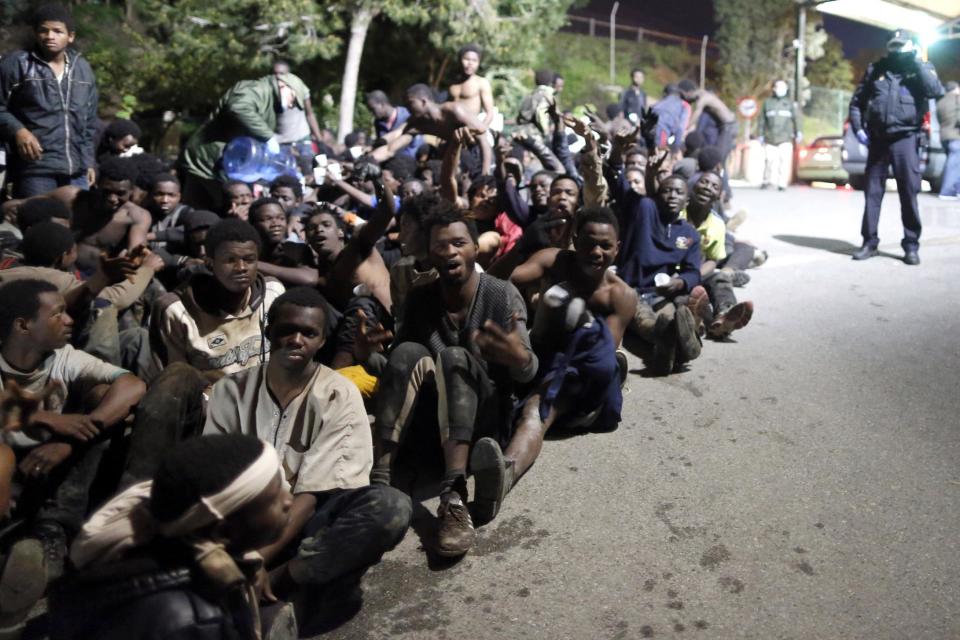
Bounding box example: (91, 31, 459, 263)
(777, 186, 786, 192)
(851, 245, 878, 261)
(903, 251, 920, 265)
(470, 438, 514, 525)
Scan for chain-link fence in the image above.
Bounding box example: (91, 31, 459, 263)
(802, 86, 852, 141)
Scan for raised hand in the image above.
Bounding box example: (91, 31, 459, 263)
(473, 312, 531, 369)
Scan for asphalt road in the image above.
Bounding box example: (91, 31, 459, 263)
(321, 186, 960, 640)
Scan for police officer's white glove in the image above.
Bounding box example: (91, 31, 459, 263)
(855, 129, 869, 146)
(266, 136, 281, 154)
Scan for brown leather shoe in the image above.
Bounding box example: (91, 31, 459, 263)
(435, 493, 475, 557)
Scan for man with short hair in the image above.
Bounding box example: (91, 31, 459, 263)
(449, 43, 499, 137)
(249, 197, 316, 288)
(679, 79, 738, 184)
(373, 84, 492, 175)
(367, 90, 422, 158)
(145, 173, 193, 268)
(97, 118, 141, 162)
(223, 179, 253, 220)
(204, 287, 412, 624)
(357, 205, 537, 558)
(0, 278, 145, 596)
(759, 79, 799, 191)
(617, 173, 705, 375)
(151, 218, 284, 384)
(474, 207, 635, 520)
(681, 171, 753, 339)
(620, 68, 648, 124)
(936, 80, 960, 200)
(0, 4, 98, 197)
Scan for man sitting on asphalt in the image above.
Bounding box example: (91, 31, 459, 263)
(681, 171, 753, 339)
(463, 207, 636, 522)
(0, 278, 145, 607)
(204, 287, 412, 630)
(356, 203, 538, 558)
(617, 173, 706, 375)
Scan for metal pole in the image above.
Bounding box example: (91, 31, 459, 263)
(795, 4, 806, 105)
(610, 1, 620, 85)
(700, 35, 708, 89)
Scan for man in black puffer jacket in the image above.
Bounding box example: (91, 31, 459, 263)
(0, 5, 98, 198)
(848, 28, 943, 265)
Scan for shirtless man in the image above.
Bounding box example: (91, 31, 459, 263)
(374, 84, 492, 175)
(5, 156, 150, 269)
(303, 183, 395, 367)
(468, 206, 636, 521)
(449, 44, 496, 134)
(678, 79, 738, 181)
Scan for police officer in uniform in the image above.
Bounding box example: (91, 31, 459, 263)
(849, 28, 943, 265)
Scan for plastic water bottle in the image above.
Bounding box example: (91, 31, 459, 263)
(222, 136, 300, 183)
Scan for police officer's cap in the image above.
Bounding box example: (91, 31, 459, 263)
(887, 28, 918, 50)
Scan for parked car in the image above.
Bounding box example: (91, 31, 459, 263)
(841, 98, 946, 192)
(796, 136, 849, 184)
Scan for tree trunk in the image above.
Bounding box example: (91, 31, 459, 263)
(337, 6, 378, 144)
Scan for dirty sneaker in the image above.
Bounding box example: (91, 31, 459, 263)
(674, 305, 702, 364)
(650, 319, 677, 376)
(708, 301, 754, 339)
(435, 492, 475, 557)
(470, 438, 515, 525)
(0, 538, 47, 640)
(615, 349, 628, 389)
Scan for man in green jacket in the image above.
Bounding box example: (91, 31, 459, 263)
(758, 79, 800, 191)
(180, 72, 309, 210)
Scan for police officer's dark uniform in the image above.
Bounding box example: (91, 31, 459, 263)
(848, 29, 943, 265)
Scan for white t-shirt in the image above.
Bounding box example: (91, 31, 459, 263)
(203, 364, 372, 494)
(0, 345, 127, 448)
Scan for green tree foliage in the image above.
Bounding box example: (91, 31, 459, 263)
(714, 0, 794, 100)
(806, 33, 855, 90)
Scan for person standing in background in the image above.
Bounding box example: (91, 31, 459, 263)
(759, 79, 800, 191)
(936, 81, 960, 200)
(0, 4, 98, 198)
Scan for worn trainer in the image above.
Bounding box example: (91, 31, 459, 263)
(674, 305, 702, 363)
(731, 270, 751, 287)
(0, 538, 47, 640)
(470, 438, 515, 524)
(435, 492, 475, 557)
(708, 301, 754, 338)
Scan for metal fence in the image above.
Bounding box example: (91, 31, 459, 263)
(802, 86, 852, 140)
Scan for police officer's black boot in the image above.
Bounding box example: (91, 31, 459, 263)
(903, 250, 920, 265)
(852, 245, 879, 261)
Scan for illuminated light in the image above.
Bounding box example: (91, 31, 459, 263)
(816, 0, 946, 33)
(799, 148, 809, 159)
(811, 181, 838, 190)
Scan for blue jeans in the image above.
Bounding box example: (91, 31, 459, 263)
(14, 172, 88, 198)
(941, 139, 960, 197)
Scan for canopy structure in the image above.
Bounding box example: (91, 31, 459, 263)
(815, 0, 960, 43)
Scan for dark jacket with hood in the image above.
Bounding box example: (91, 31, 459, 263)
(49, 542, 263, 640)
(0, 48, 98, 177)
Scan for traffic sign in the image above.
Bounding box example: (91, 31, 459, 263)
(737, 97, 759, 119)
